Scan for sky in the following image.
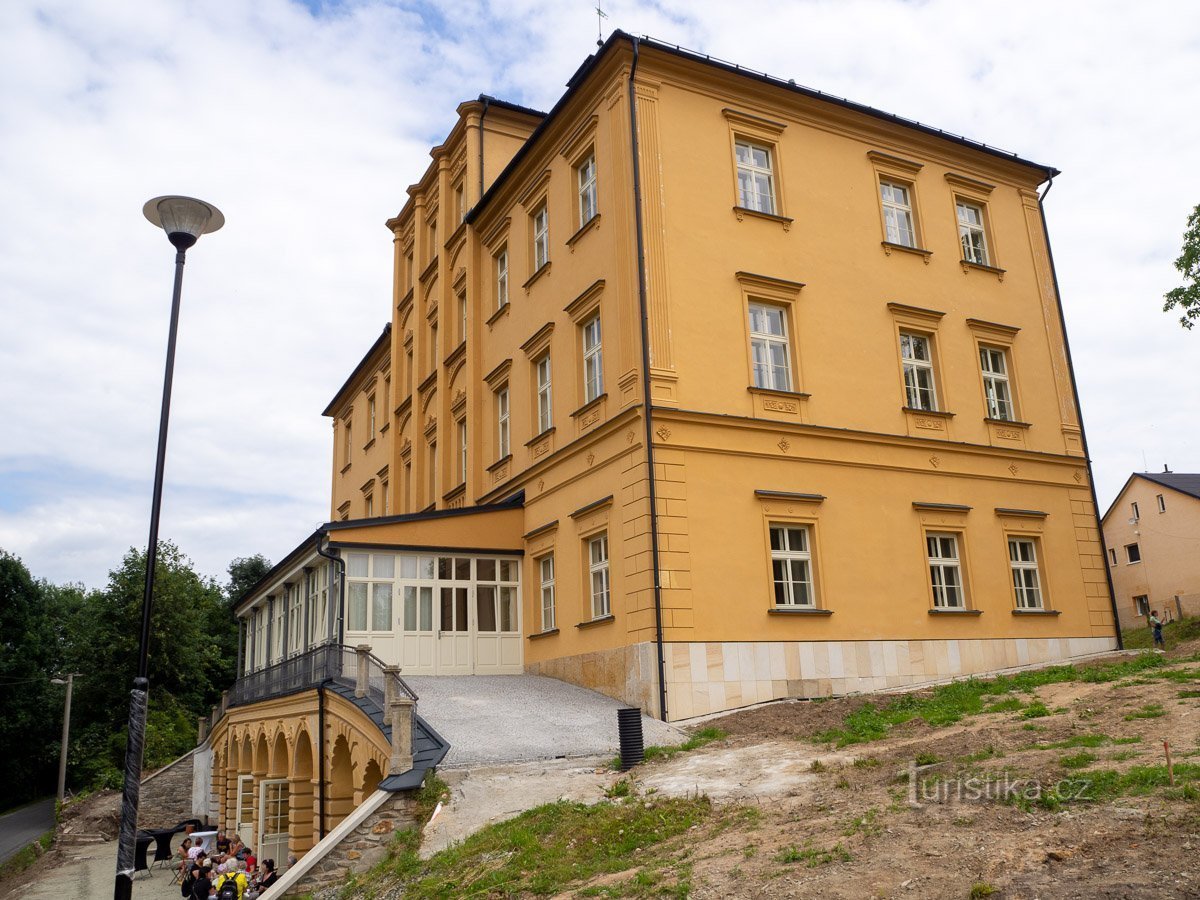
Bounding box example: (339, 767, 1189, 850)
(1, 0, 1198, 589)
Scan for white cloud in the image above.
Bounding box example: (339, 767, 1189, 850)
(1, 0, 1198, 586)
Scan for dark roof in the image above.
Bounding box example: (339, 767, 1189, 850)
(1137, 472, 1200, 502)
(322, 323, 392, 418)
(478, 94, 547, 120)
(466, 31, 1056, 226)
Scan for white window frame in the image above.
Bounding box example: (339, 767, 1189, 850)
(901, 332, 938, 411)
(1108, 548, 1117, 566)
(1131, 501, 1140, 521)
(1134, 595, 1149, 617)
(495, 248, 509, 309)
(957, 200, 989, 265)
(578, 153, 597, 226)
(769, 524, 815, 608)
(287, 585, 303, 656)
(533, 205, 549, 270)
(880, 179, 916, 247)
(748, 302, 792, 391)
(539, 554, 556, 631)
(496, 388, 510, 459)
(1008, 538, 1044, 609)
(927, 532, 965, 609)
(735, 140, 775, 214)
(536, 354, 553, 433)
(346, 552, 395, 633)
(980, 346, 1014, 421)
(588, 533, 610, 619)
(368, 395, 376, 438)
(582, 314, 603, 402)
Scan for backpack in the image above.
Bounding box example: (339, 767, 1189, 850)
(217, 877, 238, 900)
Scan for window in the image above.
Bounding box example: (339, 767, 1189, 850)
(577, 153, 597, 226)
(272, 596, 285, 660)
(495, 248, 508, 309)
(956, 201, 989, 265)
(347, 552, 394, 632)
(900, 332, 938, 411)
(288, 585, 303, 654)
(403, 461, 411, 512)
(1157, 493, 1166, 513)
(536, 354, 553, 433)
(1009, 538, 1044, 609)
(495, 388, 511, 459)
(459, 294, 467, 344)
(769, 524, 814, 607)
(368, 395, 377, 438)
(588, 534, 610, 618)
(427, 440, 436, 502)
(1131, 501, 1140, 521)
(748, 302, 791, 390)
(381, 480, 389, 516)
(1134, 595, 1149, 617)
(927, 533, 965, 608)
(457, 420, 467, 484)
(405, 250, 414, 291)
(455, 183, 465, 223)
(880, 180, 916, 247)
(533, 205, 549, 270)
(979, 347, 1013, 420)
(539, 554, 556, 631)
(343, 420, 352, 466)
(583, 314, 603, 402)
(735, 140, 775, 214)
(1126, 543, 1141, 564)
(1108, 548, 1117, 566)
(365, 494, 373, 517)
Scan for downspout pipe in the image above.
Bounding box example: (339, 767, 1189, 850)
(315, 531, 346, 646)
(626, 35, 670, 722)
(316, 681, 327, 840)
(1037, 174, 1123, 651)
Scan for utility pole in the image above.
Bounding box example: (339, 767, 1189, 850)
(50, 673, 82, 806)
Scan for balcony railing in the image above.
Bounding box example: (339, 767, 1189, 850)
(221, 642, 416, 715)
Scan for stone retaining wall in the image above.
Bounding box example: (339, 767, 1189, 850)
(282, 791, 420, 896)
(140, 748, 200, 829)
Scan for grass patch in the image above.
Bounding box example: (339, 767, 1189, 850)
(1009, 763, 1200, 811)
(852, 756, 881, 768)
(1122, 615, 1200, 651)
(1110, 750, 1141, 762)
(604, 779, 633, 799)
(1113, 735, 1143, 745)
(983, 696, 1025, 713)
(776, 842, 851, 867)
(1179, 690, 1200, 698)
(914, 751, 940, 766)
(0, 831, 52, 882)
(640, 727, 727, 764)
(970, 884, 999, 899)
(375, 795, 713, 898)
(1042, 733, 1110, 750)
(1060, 751, 1098, 769)
(962, 745, 1002, 763)
(810, 653, 1167, 747)
(1125, 703, 1166, 720)
(841, 808, 880, 838)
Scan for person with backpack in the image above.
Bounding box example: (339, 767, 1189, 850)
(215, 860, 249, 900)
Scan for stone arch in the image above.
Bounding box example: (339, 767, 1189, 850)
(361, 758, 383, 797)
(290, 729, 316, 855)
(269, 730, 289, 778)
(254, 733, 270, 777)
(240, 735, 254, 773)
(328, 734, 355, 830)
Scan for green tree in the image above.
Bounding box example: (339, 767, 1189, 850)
(1164, 203, 1200, 329)
(225, 554, 272, 607)
(0, 550, 61, 809)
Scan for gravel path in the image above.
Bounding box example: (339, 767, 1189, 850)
(406, 674, 685, 767)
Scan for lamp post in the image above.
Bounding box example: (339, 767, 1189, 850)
(50, 673, 82, 807)
(114, 196, 223, 900)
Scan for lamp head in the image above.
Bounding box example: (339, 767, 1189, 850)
(50, 678, 66, 685)
(143, 195, 224, 250)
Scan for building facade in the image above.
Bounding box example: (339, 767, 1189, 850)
(1101, 471, 1200, 629)
(200, 32, 1120, 864)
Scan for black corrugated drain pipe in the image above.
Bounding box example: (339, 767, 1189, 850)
(626, 34, 670, 723)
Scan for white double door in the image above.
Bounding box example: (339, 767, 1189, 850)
(391, 581, 520, 675)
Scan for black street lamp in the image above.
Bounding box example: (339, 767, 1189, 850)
(114, 196, 223, 900)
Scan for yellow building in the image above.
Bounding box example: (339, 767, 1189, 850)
(203, 32, 1120, 862)
(1101, 471, 1200, 629)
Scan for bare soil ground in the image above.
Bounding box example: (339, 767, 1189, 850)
(573, 650, 1200, 899)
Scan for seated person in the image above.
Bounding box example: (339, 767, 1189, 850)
(215, 832, 231, 854)
(242, 849, 256, 871)
(187, 841, 206, 862)
(214, 860, 249, 899)
(245, 859, 278, 899)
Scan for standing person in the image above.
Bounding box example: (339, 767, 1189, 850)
(1151, 610, 1166, 650)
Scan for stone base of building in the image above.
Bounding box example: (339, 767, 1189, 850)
(529, 636, 1119, 722)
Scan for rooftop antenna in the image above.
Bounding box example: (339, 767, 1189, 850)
(595, 3, 607, 47)
(1143, 449, 1149, 472)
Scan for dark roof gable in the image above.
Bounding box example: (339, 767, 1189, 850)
(1137, 472, 1200, 502)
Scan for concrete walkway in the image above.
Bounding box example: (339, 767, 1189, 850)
(0, 799, 54, 865)
(405, 675, 684, 767)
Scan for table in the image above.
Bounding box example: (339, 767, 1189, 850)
(191, 830, 218, 853)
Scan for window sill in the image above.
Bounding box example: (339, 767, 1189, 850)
(748, 386, 810, 400)
(527, 628, 560, 641)
(525, 426, 557, 447)
(881, 241, 932, 261)
(523, 261, 552, 291)
(566, 214, 601, 249)
(571, 392, 608, 419)
(363, 438, 376, 451)
(379, 422, 390, 434)
(1012, 609, 1061, 616)
(902, 406, 955, 418)
(984, 417, 1032, 429)
(929, 608, 983, 616)
(486, 302, 511, 327)
(768, 607, 833, 616)
(732, 206, 794, 230)
(959, 259, 1007, 280)
(487, 453, 513, 474)
(576, 614, 615, 630)
(340, 463, 352, 475)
